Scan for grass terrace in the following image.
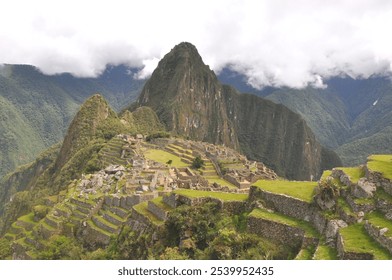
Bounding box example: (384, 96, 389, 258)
(144, 149, 188, 168)
(253, 180, 317, 203)
(367, 211, 392, 238)
(150, 197, 174, 212)
(206, 177, 237, 189)
(295, 246, 316, 260)
(338, 167, 365, 184)
(18, 212, 36, 224)
(249, 208, 318, 237)
(133, 202, 164, 226)
(367, 155, 392, 180)
(174, 189, 248, 201)
(339, 223, 391, 259)
(313, 244, 338, 260)
(320, 170, 332, 180)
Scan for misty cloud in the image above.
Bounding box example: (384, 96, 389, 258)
(1, 0, 392, 88)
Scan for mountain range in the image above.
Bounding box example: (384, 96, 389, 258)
(1, 46, 391, 182)
(1, 42, 392, 260)
(0, 64, 145, 178)
(220, 69, 392, 165)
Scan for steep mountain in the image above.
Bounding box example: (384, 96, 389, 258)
(219, 72, 392, 166)
(136, 42, 341, 180)
(0, 64, 145, 178)
(0, 94, 164, 234)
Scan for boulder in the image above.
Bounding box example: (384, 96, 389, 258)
(325, 220, 348, 243)
(352, 178, 376, 199)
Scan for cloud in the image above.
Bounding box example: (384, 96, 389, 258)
(1, 0, 392, 88)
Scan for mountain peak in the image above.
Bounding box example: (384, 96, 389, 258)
(135, 43, 341, 180)
(54, 94, 117, 171)
(136, 42, 235, 148)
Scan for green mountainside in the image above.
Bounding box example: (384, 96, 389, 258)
(0, 64, 145, 178)
(1, 42, 392, 260)
(1, 95, 391, 259)
(261, 78, 392, 166)
(136, 42, 341, 180)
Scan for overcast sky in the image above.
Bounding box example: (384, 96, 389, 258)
(1, 0, 392, 88)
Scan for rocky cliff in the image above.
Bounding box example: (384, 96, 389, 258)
(136, 42, 341, 180)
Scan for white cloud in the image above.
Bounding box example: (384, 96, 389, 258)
(1, 0, 392, 88)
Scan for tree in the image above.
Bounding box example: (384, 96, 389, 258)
(191, 156, 204, 169)
(166, 159, 173, 166)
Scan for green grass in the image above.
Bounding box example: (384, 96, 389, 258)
(174, 189, 248, 201)
(339, 223, 391, 259)
(320, 170, 332, 180)
(313, 244, 338, 260)
(338, 167, 365, 184)
(295, 246, 315, 260)
(144, 149, 188, 167)
(253, 180, 317, 203)
(367, 211, 392, 238)
(206, 177, 237, 189)
(133, 202, 164, 226)
(18, 212, 36, 224)
(367, 155, 392, 180)
(337, 197, 354, 215)
(249, 208, 318, 237)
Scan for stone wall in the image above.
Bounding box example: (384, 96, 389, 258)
(247, 215, 304, 249)
(311, 211, 328, 234)
(223, 174, 241, 188)
(376, 197, 392, 216)
(104, 205, 128, 218)
(331, 169, 353, 187)
(336, 232, 374, 260)
(81, 222, 111, 247)
(129, 208, 153, 228)
(104, 193, 158, 209)
(337, 207, 357, 224)
(366, 168, 392, 195)
(163, 193, 177, 208)
(364, 221, 392, 255)
(221, 200, 246, 215)
(223, 174, 251, 189)
(102, 213, 122, 226)
(148, 201, 167, 221)
(91, 216, 118, 234)
(175, 194, 246, 215)
(345, 195, 375, 213)
(248, 186, 314, 221)
(70, 198, 93, 209)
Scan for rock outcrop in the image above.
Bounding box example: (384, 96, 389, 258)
(135, 42, 341, 180)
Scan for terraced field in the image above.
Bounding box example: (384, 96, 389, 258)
(339, 224, 391, 259)
(174, 189, 248, 201)
(367, 155, 392, 180)
(253, 180, 317, 202)
(145, 149, 188, 168)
